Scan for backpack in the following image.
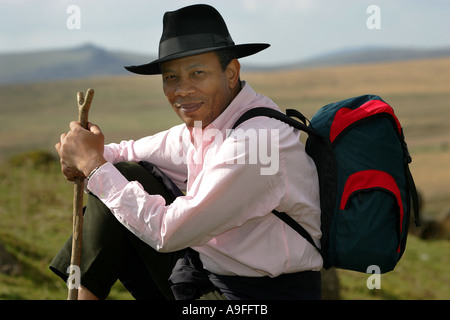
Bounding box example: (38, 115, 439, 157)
(232, 94, 421, 273)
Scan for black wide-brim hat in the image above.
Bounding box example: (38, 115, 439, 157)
(125, 4, 270, 75)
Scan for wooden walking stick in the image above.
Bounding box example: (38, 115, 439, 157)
(68, 88, 94, 300)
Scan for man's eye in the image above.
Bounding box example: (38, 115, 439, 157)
(193, 70, 204, 75)
(164, 75, 176, 81)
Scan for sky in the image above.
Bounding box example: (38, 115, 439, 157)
(1, 0, 449, 66)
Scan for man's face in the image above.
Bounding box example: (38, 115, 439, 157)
(161, 51, 240, 128)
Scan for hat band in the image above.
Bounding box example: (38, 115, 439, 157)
(159, 33, 235, 58)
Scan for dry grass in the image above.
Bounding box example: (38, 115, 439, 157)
(0, 57, 449, 300)
(1, 57, 448, 215)
(1, 57, 449, 214)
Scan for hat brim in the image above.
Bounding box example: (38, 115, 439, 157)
(124, 43, 270, 75)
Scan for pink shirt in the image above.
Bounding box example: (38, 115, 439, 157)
(87, 82, 323, 277)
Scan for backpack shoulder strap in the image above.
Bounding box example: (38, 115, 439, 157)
(272, 210, 322, 253)
(231, 107, 318, 137)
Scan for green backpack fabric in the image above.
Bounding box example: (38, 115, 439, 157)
(232, 94, 420, 273)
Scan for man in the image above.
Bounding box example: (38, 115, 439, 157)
(50, 4, 322, 300)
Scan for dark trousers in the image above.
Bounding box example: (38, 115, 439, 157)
(50, 161, 188, 299)
(49, 161, 321, 300)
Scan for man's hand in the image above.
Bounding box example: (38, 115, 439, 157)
(55, 121, 107, 182)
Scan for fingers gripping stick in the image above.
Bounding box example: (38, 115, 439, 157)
(68, 88, 94, 300)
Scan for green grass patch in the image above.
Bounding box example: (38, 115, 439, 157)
(0, 151, 448, 300)
(337, 236, 450, 300)
(0, 153, 133, 299)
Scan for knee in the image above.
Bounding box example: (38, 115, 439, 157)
(113, 161, 142, 176)
(113, 161, 151, 184)
(112, 161, 179, 203)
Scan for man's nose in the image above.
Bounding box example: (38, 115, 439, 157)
(175, 78, 195, 97)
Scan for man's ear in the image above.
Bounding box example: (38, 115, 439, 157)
(226, 59, 241, 89)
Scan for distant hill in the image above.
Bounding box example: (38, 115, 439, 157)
(292, 46, 450, 69)
(245, 46, 450, 71)
(0, 43, 154, 85)
(1, 43, 450, 84)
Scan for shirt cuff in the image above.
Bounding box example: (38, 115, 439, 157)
(86, 162, 129, 201)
